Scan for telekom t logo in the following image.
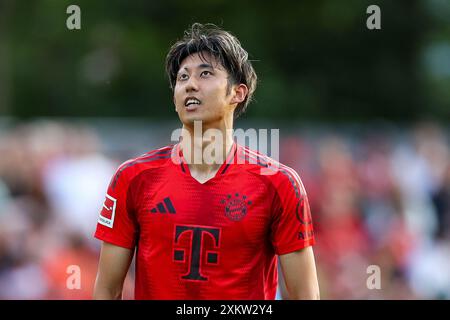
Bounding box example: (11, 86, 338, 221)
(173, 225, 221, 281)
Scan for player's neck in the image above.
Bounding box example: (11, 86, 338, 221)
(179, 119, 234, 180)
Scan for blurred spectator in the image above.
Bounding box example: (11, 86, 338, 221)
(0, 120, 448, 299)
(42, 125, 116, 243)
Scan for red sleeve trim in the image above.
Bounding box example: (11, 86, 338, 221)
(274, 238, 315, 255)
(94, 230, 135, 250)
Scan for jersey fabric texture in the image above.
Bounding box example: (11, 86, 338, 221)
(95, 142, 315, 299)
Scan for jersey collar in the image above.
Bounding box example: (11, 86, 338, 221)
(172, 141, 238, 178)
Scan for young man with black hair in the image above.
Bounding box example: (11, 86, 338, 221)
(93, 23, 319, 300)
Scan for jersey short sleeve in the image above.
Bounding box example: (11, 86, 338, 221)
(94, 163, 138, 249)
(270, 167, 315, 255)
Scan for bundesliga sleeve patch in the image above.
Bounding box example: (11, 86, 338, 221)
(98, 194, 117, 228)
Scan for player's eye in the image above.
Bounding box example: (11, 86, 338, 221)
(178, 73, 188, 81)
(200, 70, 212, 77)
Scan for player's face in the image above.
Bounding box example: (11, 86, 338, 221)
(173, 52, 236, 127)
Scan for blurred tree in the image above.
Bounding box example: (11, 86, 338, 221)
(0, 0, 448, 122)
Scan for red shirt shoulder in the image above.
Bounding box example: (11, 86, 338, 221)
(110, 144, 175, 189)
(237, 145, 315, 254)
(94, 144, 175, 248)
(237, 145, 306, 193)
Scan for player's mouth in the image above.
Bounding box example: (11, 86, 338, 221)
(184, 97, 201, 111)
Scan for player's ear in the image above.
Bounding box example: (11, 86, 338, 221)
(230, 84, 248, 105)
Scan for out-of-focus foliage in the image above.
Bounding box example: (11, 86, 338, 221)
(0, 0, 449, 121)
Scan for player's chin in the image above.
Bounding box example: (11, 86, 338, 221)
(179, 111, 212, 126)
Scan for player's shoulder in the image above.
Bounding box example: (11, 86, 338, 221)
(110, 144, 175, 188)
(237, 144, 296, 177)
(237, 144, 305, 196)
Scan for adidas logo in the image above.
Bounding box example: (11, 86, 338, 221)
(150, 197, 176, 214)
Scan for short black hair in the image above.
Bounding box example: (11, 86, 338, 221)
(165, 23, 257, 119)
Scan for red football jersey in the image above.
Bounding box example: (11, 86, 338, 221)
(94, 142, 315, 299)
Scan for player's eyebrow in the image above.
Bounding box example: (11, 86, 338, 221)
(197, 63, 214, 70)
(178, 63, 215, 75)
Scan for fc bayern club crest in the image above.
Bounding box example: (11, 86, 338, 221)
(221, 193, 252, 222)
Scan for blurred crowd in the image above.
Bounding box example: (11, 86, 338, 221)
(0, 120, 449, 299)
(0, 120, 133, 299)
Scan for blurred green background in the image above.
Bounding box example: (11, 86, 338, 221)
(0, 0, 449, 122)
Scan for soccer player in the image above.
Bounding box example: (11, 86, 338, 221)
(93, 23, 319, 300)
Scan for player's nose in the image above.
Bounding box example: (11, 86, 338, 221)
(185, 76, 199, 92)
